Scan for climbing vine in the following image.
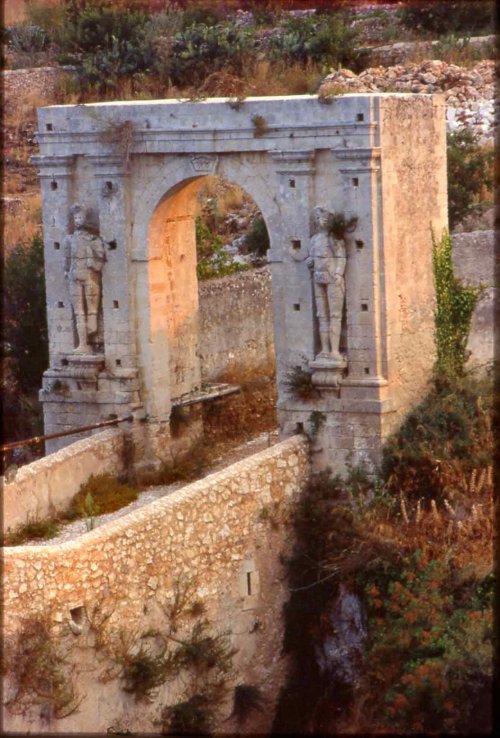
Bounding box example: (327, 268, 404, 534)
(432, 229, 481, 379)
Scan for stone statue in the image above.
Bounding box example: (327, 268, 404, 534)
(64, 205, 105, 354)
(308, 206, 347, 362)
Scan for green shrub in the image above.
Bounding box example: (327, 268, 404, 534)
(7, 23, 49, 53)
(170, 22, 257, 87)
(266, 13, 360, 69)
(381, 376, 493, 502)
(364, 553, 493, 733)
(195, 216, 248, 281)
(60, 4, 149, 54)
(65, 474, 138, 521)
(243, 215, 270, 258)
(447, 130, 494, 230)
(78, 36, 153, 91)
(399, 1, 494, 36)
(432, 230, 481, 378)
(143, 2, 184, 84)
(3, 236, 48, 393)
(60, 3, 152, 91)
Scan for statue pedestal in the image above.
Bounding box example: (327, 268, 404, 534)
(310, 356, 347, 390)
(67, 353, 105, 373)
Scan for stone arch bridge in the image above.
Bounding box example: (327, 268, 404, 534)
(33, 93, 447, 473)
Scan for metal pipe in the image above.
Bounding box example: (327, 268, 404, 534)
(0, 415, 133, 452)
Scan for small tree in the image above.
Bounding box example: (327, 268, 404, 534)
(447, 130, 493, 230)
(3, 235, 48, 392)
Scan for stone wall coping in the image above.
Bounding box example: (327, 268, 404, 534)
(199, 267, 270, 295)
(3, 435, 307, 558)
(1, 65, 77, 76)
(1, 427, 123, 487)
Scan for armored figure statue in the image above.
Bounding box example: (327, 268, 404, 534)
(64, 204, 105, 354)
(308, 206, 347, 361)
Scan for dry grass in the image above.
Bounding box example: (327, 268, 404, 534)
(403, 38, 495, 68)
(352, 462, 494, 584)
(53, 59, 323, 107)
(3, 192, 42, 253)
(5, 90, 50, 132)
(203, 361, 277, 450)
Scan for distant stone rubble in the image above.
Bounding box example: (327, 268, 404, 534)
(321, 60, 496, 142)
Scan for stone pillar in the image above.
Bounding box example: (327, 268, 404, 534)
(32, 155, 76, 365)
(90, 156, 136, 374)
(36, 155, 142, 452)
(331, 146, 388, 401)
(268, 151, 316, 407)
(271, 145, 399, 474)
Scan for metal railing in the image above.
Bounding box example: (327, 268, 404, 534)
(0, 415, 133, 453)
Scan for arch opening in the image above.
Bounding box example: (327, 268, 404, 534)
(144, 175, 274, 436)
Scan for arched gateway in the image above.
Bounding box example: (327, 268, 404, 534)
(34, 94, 447, 473)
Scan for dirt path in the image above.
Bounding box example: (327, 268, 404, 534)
(23, 430, 280, 547)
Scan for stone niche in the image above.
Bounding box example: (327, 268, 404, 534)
(34, 93, 447, 472)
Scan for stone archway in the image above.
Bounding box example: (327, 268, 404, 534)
(34, 94, 447, 472)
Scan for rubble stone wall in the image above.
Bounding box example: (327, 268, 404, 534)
(2, 428, 125, 532)
(199, 267, 274, 380)
(3, 435, 309, 736)
(452, 229, 496, 370)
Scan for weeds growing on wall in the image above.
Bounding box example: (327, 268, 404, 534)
(5, 615, 82, 720)
(88, 575, 238, 730)
(121, 645, 177, 702)
(283, 365, 318, 401)
(326, 212, 358, 240)
(231, 684, 267, 724)
(432, 229, 482, 379)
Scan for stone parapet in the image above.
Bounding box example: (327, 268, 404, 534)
(2, 428, 125, 531)
(3, 436, 309, 735)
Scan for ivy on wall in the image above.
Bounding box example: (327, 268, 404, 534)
(432, 230, 481, 379)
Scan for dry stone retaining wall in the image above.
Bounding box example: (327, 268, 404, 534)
(199, 267, 274, 380)
(3, 435, 309, 735)
(451, 229, 496, 370)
